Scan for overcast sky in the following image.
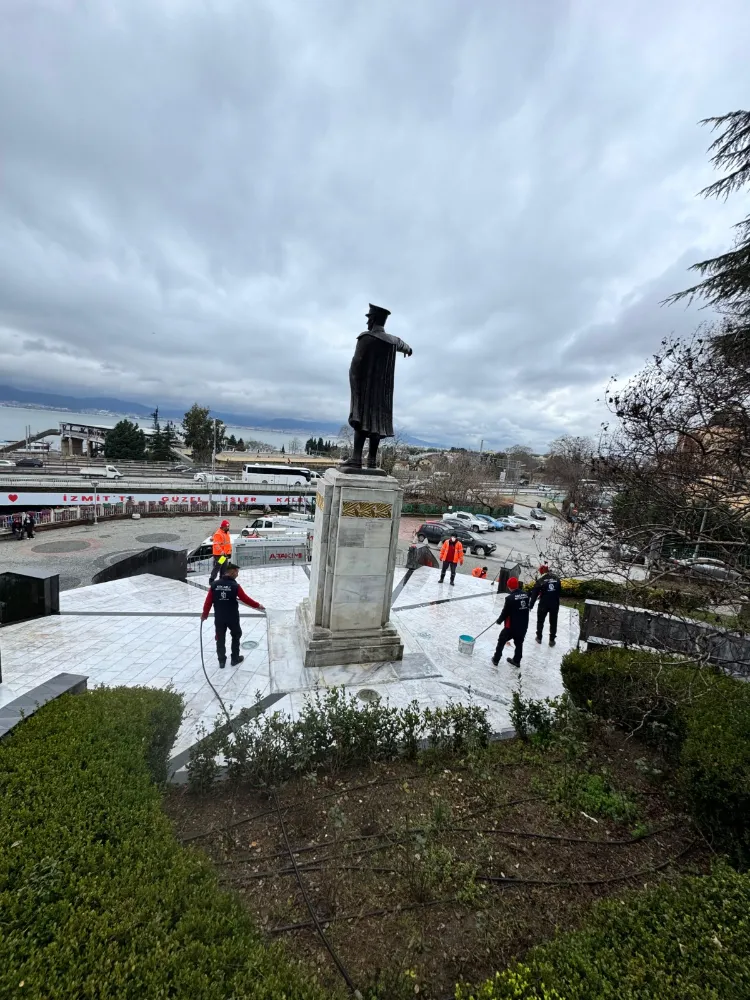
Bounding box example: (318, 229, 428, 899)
(1, 0, 748, 450)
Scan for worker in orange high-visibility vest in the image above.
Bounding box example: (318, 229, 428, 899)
(438, 533, 464, 585)
(209, 519, 232, 583)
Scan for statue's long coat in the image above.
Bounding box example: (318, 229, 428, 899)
(347, 326, 408, 439)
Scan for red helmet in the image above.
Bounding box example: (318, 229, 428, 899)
(507, 576, 519, 590)
(220, 519, 230, 529)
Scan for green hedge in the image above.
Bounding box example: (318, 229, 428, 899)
(0, 687, 330, 1000)
(532, 576, 702, 613)
(456, 864, 750, 999)
(562, 647, 750, 867)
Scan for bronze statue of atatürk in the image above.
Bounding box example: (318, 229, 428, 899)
(340, 304, 412, 471)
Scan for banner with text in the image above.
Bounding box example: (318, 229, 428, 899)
(1, 492, 314, 507)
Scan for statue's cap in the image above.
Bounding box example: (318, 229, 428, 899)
(368, 303, 391, 324)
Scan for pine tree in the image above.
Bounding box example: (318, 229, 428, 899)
(317, 436, 324, 453)
(148, 407, 163, 462)
(237, 438, 245, 451)
(104, 419, 147, 460)
(160, 421, 177, 460)
(281, 444, 285, 454)
(182, 404, 225, 462)
(667, 111, 750, 333)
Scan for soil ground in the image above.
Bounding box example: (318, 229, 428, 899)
(165, 723, 708, 1000)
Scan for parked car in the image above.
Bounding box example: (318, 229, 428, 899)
(417, 522, 496, 557)
(0, 458, 14, 467)
(441, 510, 488, 532)
(194, 472, 234, 483)
(530, 508, 547, 521)
(668, 557, 742, 583)
(609, 543, 647, 565)
(441, 515, 463, 528)
(15, 457, 44, 468)
(479, 515, 508, 530)
(453, 527, 496, 557)
(415, 521, 451, 544)
(495, 516, 520, 531)
(475, 513, 503, 531)
(505, 514, 541, 531)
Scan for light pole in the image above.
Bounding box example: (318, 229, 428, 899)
(212, 419, 217, 474)
(92, 482, 99, 525)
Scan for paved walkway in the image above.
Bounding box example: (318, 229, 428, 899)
(0, 566, 577, 776)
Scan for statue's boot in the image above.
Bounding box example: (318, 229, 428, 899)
(366, 434, 381, 469)
(340, 429, 366, 468)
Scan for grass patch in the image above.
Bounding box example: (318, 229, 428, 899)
(551, 772, 640, 825)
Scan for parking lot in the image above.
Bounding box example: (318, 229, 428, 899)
(398, 507, 557, 579)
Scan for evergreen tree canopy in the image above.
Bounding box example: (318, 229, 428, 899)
(104, 419, 146, 460)
(182, 404, 225, 462)
(668, 111, 750, 333)
(145, 407, 178, 461)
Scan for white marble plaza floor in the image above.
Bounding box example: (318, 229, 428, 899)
(0, 565, 578, 774)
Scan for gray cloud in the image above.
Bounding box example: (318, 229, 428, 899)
(0, 0, 748, 450)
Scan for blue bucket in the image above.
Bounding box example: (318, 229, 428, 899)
(458, 634, 475, 655)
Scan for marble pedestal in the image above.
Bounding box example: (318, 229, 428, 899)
(296, 468, 404, 668)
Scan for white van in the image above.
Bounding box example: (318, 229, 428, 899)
(241, 516, 314, 542)
(79, 465, 123, 480)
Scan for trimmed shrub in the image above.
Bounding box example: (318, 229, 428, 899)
(456, 863, 750, 999)
(189, 687, 491, 791)
(0, 687, 330, 1000)
(561, 647, 750, 865)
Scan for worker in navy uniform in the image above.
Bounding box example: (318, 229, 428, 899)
(491, 576, 530, 667)
(529, 564, 561, 647)
(340, 304, 412, 470)
(201, 563, 265, 668)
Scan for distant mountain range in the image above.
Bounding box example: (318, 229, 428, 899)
(0, 384, 155, 416)
(0, 384, 437, 446)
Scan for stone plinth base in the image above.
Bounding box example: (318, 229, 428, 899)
(296, 597, 404, 668)
(297, 467, 404, 669)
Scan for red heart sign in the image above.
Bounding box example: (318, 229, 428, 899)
(8, 494, 18, 502)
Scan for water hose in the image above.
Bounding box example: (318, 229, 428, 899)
(199, 618, 232, 723)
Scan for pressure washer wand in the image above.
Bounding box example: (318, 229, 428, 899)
(473, 619, 497, 641)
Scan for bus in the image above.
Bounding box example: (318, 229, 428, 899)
(241, 464, 318, 487)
